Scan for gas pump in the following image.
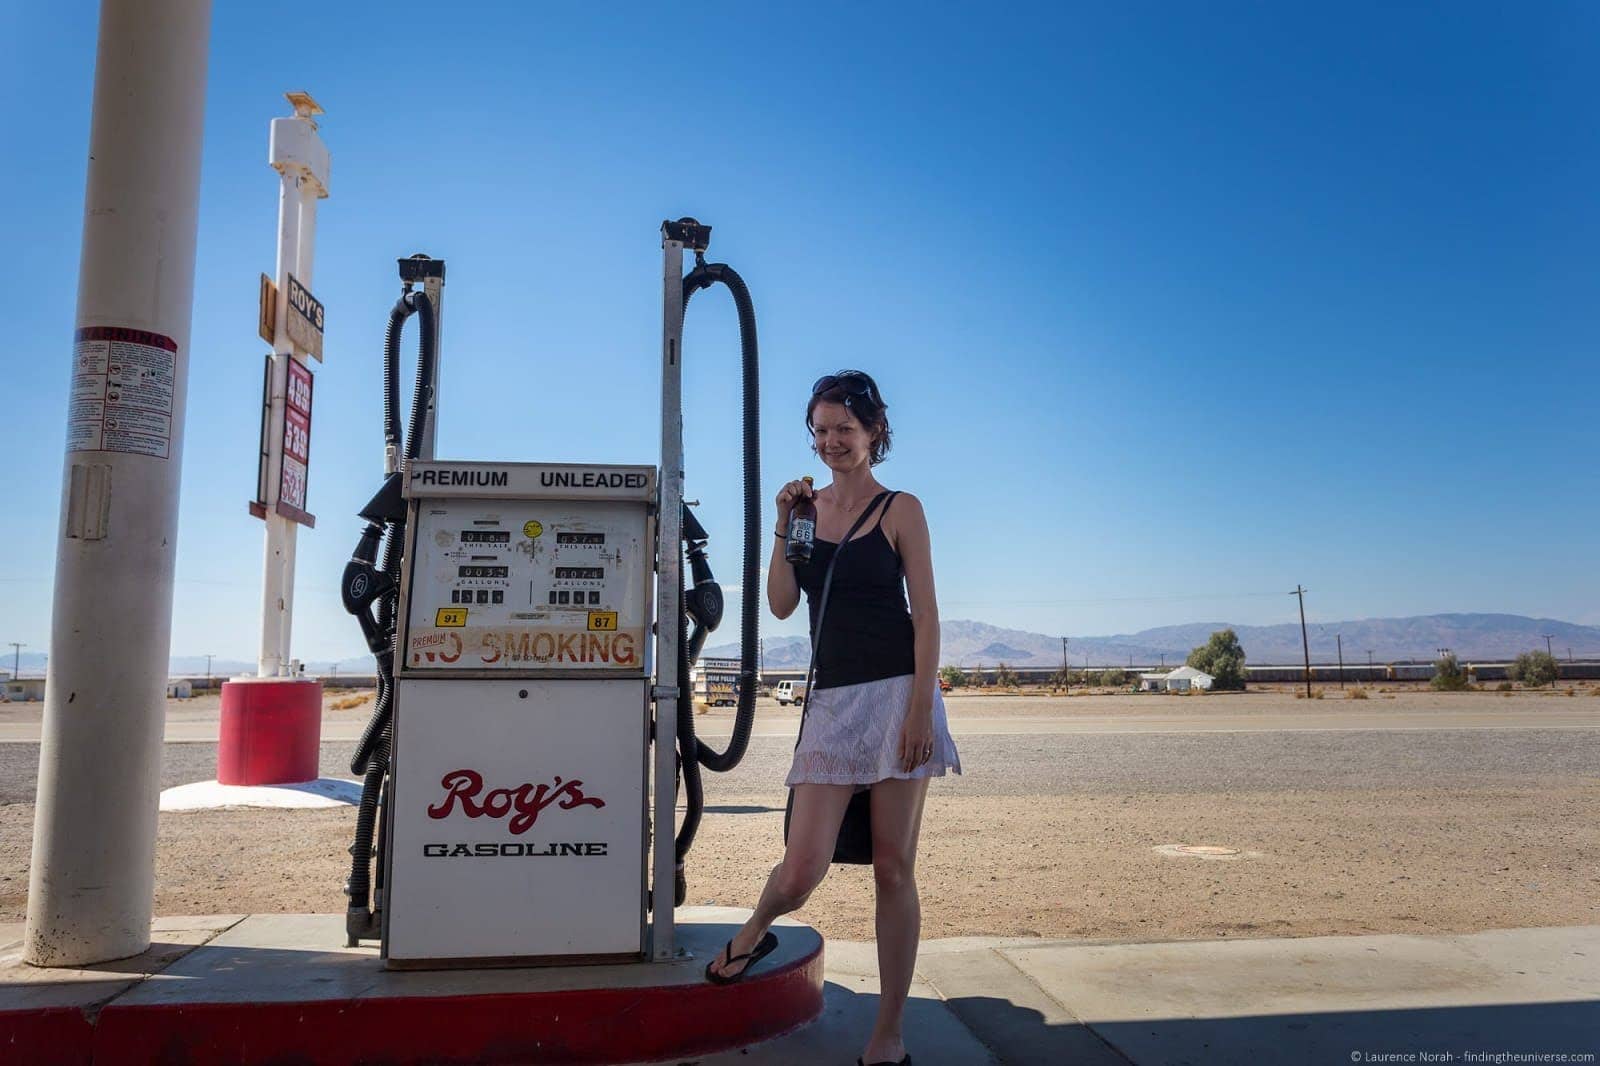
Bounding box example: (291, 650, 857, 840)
(340, 221, 761, 966)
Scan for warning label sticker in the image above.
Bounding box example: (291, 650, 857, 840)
(67, 327, 177, 459)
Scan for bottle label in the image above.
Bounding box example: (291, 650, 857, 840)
(789, 518, 815, 544)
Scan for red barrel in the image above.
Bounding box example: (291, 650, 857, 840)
(217, 678, 322, 785)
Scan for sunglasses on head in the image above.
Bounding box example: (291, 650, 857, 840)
(811, 372, 884, 410)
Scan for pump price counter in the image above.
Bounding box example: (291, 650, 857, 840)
(384, 461, 655, 965)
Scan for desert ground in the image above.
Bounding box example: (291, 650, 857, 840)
(2, 683, 1596, 944)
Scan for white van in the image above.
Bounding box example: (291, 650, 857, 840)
(775, 680, 807, 706)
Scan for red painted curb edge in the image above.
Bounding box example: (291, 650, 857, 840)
(1, 1006, 93, 1066)
(3, 945, 824, 1065)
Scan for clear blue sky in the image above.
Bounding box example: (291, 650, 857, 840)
(3, 2, 1596, 666)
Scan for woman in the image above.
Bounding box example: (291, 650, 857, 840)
(705, 370, 961, 1066)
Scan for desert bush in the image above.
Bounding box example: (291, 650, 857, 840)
(330, 693, 372, 711)
(939, 665, 967, 689)
(994, 662, 1018, 688)
(1051, 667, 1094, 689)
(1348, 687, 1368, 700)
(1495, 681, 1514, 692)
(1509, 651, 1559, 687)
(1186, 629, 1248, 690)
(1430, 653, 1470, 691)
(1095, 668, 1128, 688)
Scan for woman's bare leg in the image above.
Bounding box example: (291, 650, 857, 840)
(861, 775, 930, 1063)
(707, 782, 855, 979)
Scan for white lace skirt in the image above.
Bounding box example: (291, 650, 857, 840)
(785, 673, 962, 787)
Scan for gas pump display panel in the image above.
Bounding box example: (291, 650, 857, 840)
(397, 463, 655, 677)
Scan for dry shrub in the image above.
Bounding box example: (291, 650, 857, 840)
(1502, 690, 1514, 698)
(330, 693, 372, 711)
(1496, 682, 1514, 692)
(1566, 688, 1577, 697)
(1347, 688, 1368, 700)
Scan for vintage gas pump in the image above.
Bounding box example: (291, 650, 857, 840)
(341, 221, 760, 966)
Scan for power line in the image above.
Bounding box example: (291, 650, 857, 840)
(941, 590, 1291, 608)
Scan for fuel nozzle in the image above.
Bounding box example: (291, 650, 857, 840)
(342, 521, 395, 655)
(682, 504, 723, 635)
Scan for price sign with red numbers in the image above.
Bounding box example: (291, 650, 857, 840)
(276, 358, 315, 526)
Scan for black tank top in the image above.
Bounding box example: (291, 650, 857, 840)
(794, 492, 917, 690)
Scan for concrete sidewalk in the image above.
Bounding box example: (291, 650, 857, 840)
(3, 915, 1596, 1064)
(717, 923, 1599, 1065)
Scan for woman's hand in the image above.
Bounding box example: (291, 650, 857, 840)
(898, 705, 935, 774)
(774, 478, 814, 531)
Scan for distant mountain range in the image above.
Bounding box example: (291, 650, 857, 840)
(2, 613, 1591, 679)
(706, 613, 1600, 670)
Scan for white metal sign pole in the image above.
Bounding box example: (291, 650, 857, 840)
(257, 96, 327, 677)
(652, 232, 684, 960)
(25, 0, 213, 967)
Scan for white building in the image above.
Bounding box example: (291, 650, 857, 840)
(3, 677, 47, 702)
(1139, 666, 1215, 693)
(1164, 665, 1214, 692)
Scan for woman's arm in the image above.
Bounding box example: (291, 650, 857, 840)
(768, 533, 800, 620)
(766, 479, 811, 620)
(894, 493, 940, 717)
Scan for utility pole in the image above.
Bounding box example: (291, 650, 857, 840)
(27, 0, 212, 968)
(8, 643, 22, 679)
(1291, 585, 1311, 698)
(204, 653, 214, 684)
(1061, 636, 1069, 693)
(1336, 634, 1344, 689)
(1543, 634, 1556, 687)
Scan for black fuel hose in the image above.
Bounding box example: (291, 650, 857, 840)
(673, 262, 760, 871)
(347, 290, 437, 919)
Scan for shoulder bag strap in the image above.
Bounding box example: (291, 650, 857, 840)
(792, 490, 896, 750)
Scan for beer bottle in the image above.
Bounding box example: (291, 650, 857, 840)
(785, 476, 817, 565)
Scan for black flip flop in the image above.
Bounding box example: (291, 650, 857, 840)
(704, 930, 779, 985)
(857, 1056, 911, 1066)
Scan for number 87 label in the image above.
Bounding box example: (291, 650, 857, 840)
(587, 611, 618, 631)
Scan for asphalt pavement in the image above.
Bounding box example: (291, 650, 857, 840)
(1, 723, 1596, 804)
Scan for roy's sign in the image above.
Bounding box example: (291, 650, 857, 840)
(285, 273, 325, 360)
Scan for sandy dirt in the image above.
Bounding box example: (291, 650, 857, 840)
(3, 687, 1595, 944)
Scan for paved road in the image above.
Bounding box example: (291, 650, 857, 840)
(2, 721, 1594, 805)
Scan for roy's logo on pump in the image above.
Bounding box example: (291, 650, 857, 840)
(423, 769, 609, 859)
